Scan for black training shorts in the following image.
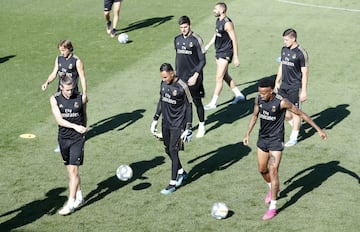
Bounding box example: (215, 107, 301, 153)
(216, 51, 233, 63)
(59, 136, 85, 166)
(257, 136, 284, 152)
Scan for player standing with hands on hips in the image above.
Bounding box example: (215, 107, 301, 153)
(204, 2, 245, 110)
(50, 75, 87, 215)
(275, 28, 309, 147)
(243, 77, 326, 220)
(175, 16, 207, 138)
(150, 63, 193, 195)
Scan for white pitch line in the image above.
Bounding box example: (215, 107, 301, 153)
(277, 0, 360, 12)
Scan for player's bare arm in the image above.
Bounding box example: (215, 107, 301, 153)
(76, 59, 87, 95)
(243, 97, 260, 145)
(205, 34, 216, 52)
(282, 98, 327, 140)
(82, 94, 87, 127)
(225, 21, 239, 67)
(42, 57, 59, 91)
(300, 66, 309, 102)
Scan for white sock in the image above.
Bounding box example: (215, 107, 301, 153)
(76, 190, 83, 200)
(209, 95, 219, 105)
(198, 122, 205, 129)
(169, 180, 176, 186)
(267, 182, 271, 189)
(231, 87, 244, 97)
(269, 200, 277, 210)
(67, 197, 75, 208)
(290, 130, 299, 141)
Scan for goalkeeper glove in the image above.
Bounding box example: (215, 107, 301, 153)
(181, 129, 192, 142)
(150, 120, 158, 134)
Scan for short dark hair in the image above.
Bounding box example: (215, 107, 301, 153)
(178, 16, 190, 25)
(216, 2, 227, 12)
(159, 63, 174, 72)
(258, 77, 275, 89)
(283, 28, 297, 40)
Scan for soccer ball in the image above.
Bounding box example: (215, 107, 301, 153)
(118, 33, 129, 44)
(116, 165, 133, 181)
(211, 202, 229, 219)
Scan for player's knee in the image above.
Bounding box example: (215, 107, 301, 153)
(259, 168, 269, 175)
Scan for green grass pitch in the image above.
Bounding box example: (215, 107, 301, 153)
(1, 0, 360, 231)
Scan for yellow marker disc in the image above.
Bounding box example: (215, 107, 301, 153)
(19, 134, 36, 139)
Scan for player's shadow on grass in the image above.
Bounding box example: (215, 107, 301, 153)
(0, 55, 16, 64)
(0, 187, 66, 231)
(183, 142, 251, 186)
(86, 109, 145, 140)
(119, 16, 174, 33)
(235, 75, 276, 97)
(205, 98, 253, 134)
(82, 156, 165, 208)
(277, 160, 360, 213)
(204, 75, 275, 134)
(299, 104, 350, 142)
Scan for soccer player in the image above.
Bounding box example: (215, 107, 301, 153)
(42, 40, 87, 96)
(150, 63, 193, 195)
(243, 77, 326, 220)
(50, 75, 87, 216)
(42, 39, 87, 152)
(174, 16, 207, 138)
(104, 0, 123, 38)
(204, 2, 245, 110)
(275, 28, 309, 147)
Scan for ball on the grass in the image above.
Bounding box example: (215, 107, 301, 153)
(118, 33, 129, 44)
(116, 165, 133, 181)
(211, 202, 228, 219)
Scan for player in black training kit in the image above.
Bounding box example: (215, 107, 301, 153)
(204, 2, 245, 110)
(150, 63, 193, 195)
(275, 28, 309, 147)
(174, 16, 206, 138)
(50, 75, 87, 215)
(42, 40, 87, 97)
(42, 40, 87, 153)
(243, 77, 326, 220)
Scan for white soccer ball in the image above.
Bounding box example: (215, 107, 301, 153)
(211, 202, 229, 219)
(116, 165, 133, 181)
(118, 33, 129, 44)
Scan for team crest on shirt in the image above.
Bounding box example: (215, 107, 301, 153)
(68, 64, 73, 70)
(189, 42, 193, 48)
(292, 54, 296, 59)
(172, 89, 178, 96)
(59, 104, 64, 108)
(74, 102, 79, 108)
(272, 105, 276, 112)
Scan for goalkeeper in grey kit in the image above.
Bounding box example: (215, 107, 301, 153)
(150, 63, 193, 195)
